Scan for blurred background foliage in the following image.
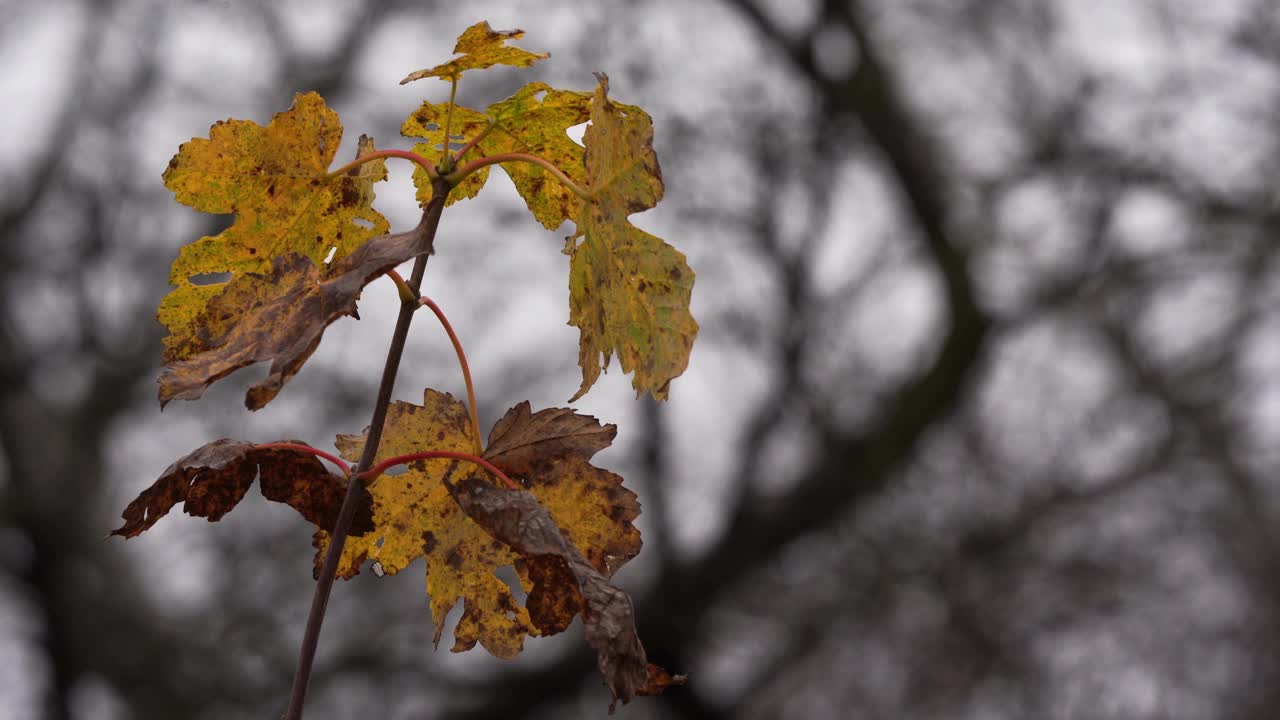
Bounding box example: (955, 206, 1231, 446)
(3, 1, 1280, 718)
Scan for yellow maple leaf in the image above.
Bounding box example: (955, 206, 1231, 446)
(316, 390, 640, 659)
(567, 75, 698, 401)
(158, 93, 389, 363)
(403, 82, 592, 229)
(400, 21, 548, 85)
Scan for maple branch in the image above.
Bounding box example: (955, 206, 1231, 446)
(254, 442, 352, 475)
(446, 152, 590, 200)
(452, 120, 495, 165)
(357, 450, 520, 490)
(326, 148, 439, 181)
(284, 182, 448, 720)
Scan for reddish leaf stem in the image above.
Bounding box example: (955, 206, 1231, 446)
(383, 272, 481, 452)
(284, 185, 448, 720)
(445, 152, 590, 200)
(254, 442, 351, 475)
(419, 296, 483, 454)
(326, 148, 439, 181)
(357, 450, 520, 490)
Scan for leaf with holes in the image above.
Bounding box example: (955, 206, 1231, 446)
(314, 390, 641, 659)
(404, 82, 592, 228)
(402, 101, 491, 208)
(159, 95, 389, 367)
(157, 222, 435, 409)
(567, 74, 698, 401)
(400, 21, 548, 85)
(112, 439, 372, 539)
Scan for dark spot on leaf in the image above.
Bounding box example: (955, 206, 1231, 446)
(446, 548, 463, 570)
(340, 185, 360, 206)
(422, 531, 437, 553)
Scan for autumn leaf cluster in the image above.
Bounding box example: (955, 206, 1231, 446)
(115, 20, 695, 712)
(156, 23, 695, 409)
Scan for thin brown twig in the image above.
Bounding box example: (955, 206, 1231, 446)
(283, 179, 449, 720)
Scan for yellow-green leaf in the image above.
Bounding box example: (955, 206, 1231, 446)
(403, 82, 591, 228)
(568, 75, 697, 401)
(400, 21, 548, 85)
(158, 93, 389, 363)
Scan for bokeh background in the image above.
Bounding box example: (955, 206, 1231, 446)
(4, 1, 1280, 718)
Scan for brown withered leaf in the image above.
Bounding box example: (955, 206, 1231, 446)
(158, 223, 435, 410)
(484, 402, 640, 577)
(446, 475, 684, 711)
(485, 401, 616, 472)
(112, 439, 372, 538)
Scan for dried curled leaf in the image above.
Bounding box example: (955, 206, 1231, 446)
(112, 439, 372, 539)
(159, 94, 389, 364)
(400, 21, 548, 85)
(447, 475, 684, 710)
(157, 223, 435, 409)
(485, 402, 615, 470)
(315, 391, 640, 659)
(404, 82, 591, 228)
(485, 402, 640, 577)
(568, 75, 698, 401)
